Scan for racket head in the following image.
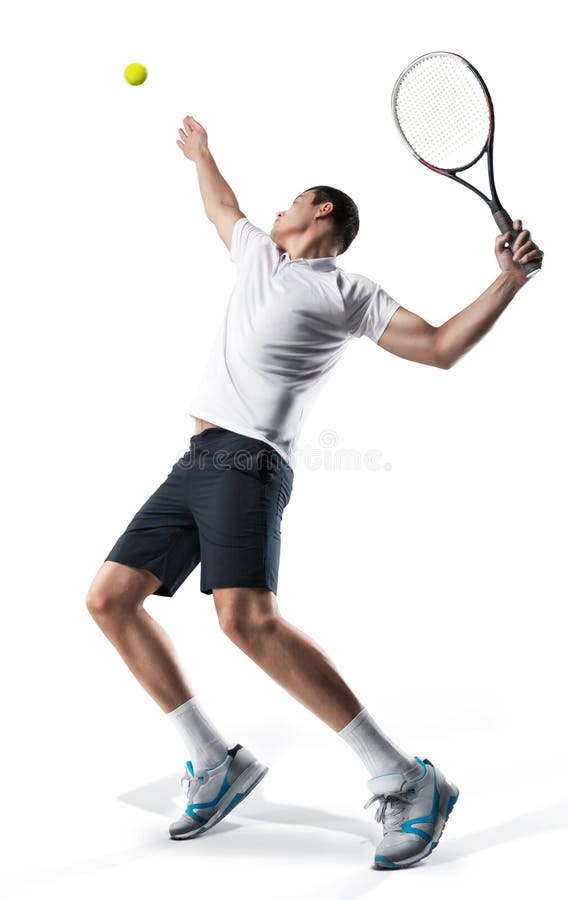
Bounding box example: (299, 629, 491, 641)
(391, 51, 494, 174)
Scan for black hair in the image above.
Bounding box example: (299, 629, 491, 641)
(303, 185, 359, 255)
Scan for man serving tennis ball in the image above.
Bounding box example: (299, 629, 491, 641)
(87, 113, 543, 869)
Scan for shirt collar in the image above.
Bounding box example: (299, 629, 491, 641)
(278, 249, 337, 272)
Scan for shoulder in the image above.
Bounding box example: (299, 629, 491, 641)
(230, 217, 275, 265)
(337, 270, 401, 341)
(336, 269, 378, 303)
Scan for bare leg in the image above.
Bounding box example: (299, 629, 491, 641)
(86, 560, 194, 714)
(214, 587, 364, 731)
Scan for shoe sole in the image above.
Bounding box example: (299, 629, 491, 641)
(373, 775, 460, 869)
(169, 760, 269, 840)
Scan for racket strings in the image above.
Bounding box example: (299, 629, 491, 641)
(393, 55, 491, 170)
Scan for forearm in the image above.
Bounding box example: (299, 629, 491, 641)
(195, 146, 239, 215)
(435, 271, 525, 368)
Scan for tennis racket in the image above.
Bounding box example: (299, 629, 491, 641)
(391, 51, 540, 278)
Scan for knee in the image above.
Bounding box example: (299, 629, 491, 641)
(219, 610, 279, 647)
(214, 587, 280, 646)
(86, 587, 114, 618)
(86, 586, 141, 619)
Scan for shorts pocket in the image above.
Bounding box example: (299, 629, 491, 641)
(256, 448, 278, 485)
(275, 469, 293, 526)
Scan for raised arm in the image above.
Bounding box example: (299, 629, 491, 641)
(176, 115, 245, 249)
(378, 219, 544, 369)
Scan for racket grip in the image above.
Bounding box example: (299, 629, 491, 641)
(493, 209, 541, 278)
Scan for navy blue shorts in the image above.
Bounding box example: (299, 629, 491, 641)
(104, 427, 294, 597)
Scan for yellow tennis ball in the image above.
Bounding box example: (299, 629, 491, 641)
(124, 62, 147, 86)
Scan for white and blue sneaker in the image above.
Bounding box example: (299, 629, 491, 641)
(364, 756, 459, 869)
(169, 743, 268, 840)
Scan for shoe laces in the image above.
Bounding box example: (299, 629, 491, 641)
(181, 767, 209, 802)
(363, 788, 415, 832)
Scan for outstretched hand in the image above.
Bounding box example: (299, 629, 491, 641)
(176, 115, 209, 162)
(495, 219, 544, 285)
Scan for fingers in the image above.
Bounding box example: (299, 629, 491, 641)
(514, 244, 544, 264)
(508, 222, 544, 264)
(512, 239, 534, 262)
(178, 115, 204, 143)
(495, 219, 544, 266)
(510, 221, 529, 244)
(511, 230, 530, 253)
(510, 221, 536, 261)
(178, 116, 196, 147)
(496, 230, 514, 249)
(498, 220, 530, 252)
(184, 115, 203, 132)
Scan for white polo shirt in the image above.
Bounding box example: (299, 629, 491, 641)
(188, 216, 400, 469)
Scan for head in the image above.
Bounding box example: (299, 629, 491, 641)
(270, 186, 359, 259)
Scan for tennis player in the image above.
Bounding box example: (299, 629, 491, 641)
(86, 115, 543, 869)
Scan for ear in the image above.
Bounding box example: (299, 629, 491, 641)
(316, 202, 334, 222)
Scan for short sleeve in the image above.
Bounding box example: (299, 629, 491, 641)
(344, 273, 401, 342)
(230, 216, 272, 266)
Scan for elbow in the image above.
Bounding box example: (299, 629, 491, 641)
(432, 331, 454, 369)
(432, 348, 453, 370)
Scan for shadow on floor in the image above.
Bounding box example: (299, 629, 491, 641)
(13, 770, 568, 898)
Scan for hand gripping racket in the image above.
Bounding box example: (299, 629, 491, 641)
(391, 51, 540, 278)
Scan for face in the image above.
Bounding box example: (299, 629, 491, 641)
(269, 191, 314, 248)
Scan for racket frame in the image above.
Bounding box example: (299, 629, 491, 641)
(391, 51, 540, 277)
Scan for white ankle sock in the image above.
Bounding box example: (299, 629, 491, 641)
(167, 696, 230, 770)
(338, 707, 421, 779)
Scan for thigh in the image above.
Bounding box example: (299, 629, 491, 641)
(187, 437, 294, 596)
(188, 439, 293, 545)
(104, 456, 201, 598)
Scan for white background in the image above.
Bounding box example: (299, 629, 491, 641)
(2, 0, 566, 897)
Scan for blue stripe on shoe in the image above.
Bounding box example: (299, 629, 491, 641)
(223, 792, 243, 814)
(185, 761, 233, 818)
(399, 759, 439, 843)
(186, 808, 208, 823)
(374, 854, 400, 868)
(186, 749, 230, 778)
(410, 756, 428, 780)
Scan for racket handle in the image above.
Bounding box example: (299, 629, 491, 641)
(493, 209, 541, 278)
